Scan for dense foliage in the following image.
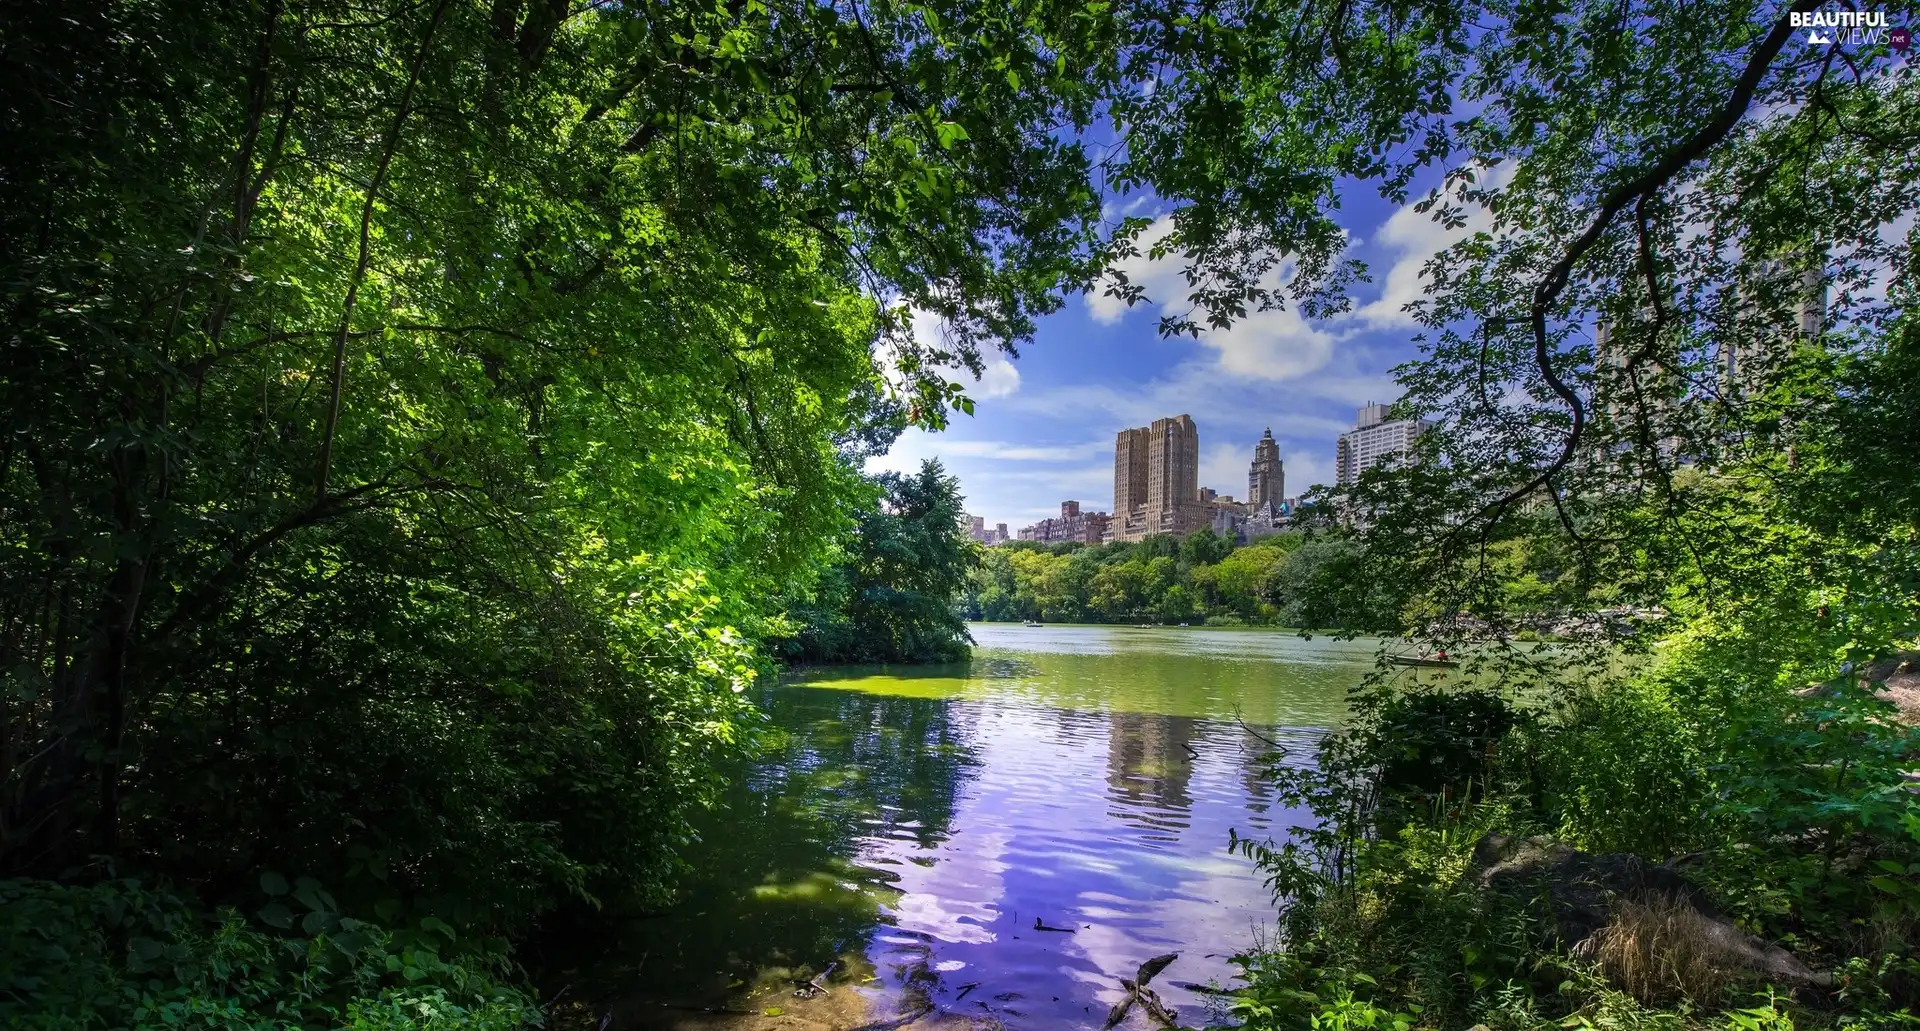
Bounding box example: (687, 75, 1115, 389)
(1209, 2, 1920, 1029)
(0, 0, 999, 1017)
(3, 0, 1450, 1016)
(1, 878, 536, 1030)
(778, 459, 978, 663)
(4, 0, 1913, 1023)
(962, 529, 1397, 631)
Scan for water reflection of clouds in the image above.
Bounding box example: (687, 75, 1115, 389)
(844, 700, 1303, 1024)
(616, 630, 1358, 1027)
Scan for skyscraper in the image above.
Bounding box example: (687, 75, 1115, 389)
(1723, 254, 1825, 399)
(1113, 426, 1150, 518)
(1110, 415, 1209, 541)
(1247, 428, 1284, 510)
(1146, 415, 1199, 513)
(1335, 402, 1431, 484)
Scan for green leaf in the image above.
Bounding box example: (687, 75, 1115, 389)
(257, 903, 293, 930)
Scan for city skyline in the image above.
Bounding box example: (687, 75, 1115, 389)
(863, 166, 1497, 529)
(992, 415, 1312, 546)
(928, 406, 1376, 533)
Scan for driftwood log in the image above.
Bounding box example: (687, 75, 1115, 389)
(792, 960, 838, 998)
(1101, 953, 1180, 1029)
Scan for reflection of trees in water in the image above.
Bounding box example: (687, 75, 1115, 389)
(1101, 714, 1324, 840)
(969, 655, 1042, 679)
(1104, 712, 1196, 841)
(1229, 723, 1332, 836)
(1235, 726, 1280, 834)
(758, 687, 981, 852)
(550, 686, 980, 1012)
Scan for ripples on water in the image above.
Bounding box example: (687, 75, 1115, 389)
(587, 624, 1374, 1029)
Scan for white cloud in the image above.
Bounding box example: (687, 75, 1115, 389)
(1281, 448, 1337, 495)
(897, 305, 1023, 400)
(863, 427, 940, 477)
(1003, 354, 1388, 435)
(939, 439, 1108, 462)
(973, 354, 1021, 398)
(1083, 216, 1337, 382)
(972, 462, 1117, 527)
(1085, 217, 1179, 326)
(1198, 443, 1248, 500)
(1350, 162, 1515, 330)
(864, 430, 1115, 526)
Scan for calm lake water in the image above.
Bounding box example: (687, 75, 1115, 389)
(593, 623, 1376, 1029)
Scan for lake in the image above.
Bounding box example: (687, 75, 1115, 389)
(582, 623, 1376, 1030)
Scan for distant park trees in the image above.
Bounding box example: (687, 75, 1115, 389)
(962, 531, 1398, 631)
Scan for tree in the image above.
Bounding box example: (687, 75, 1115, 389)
(1159, 584, 1197, 624)
(1180, 527, 1233, 567)
(781, 461, 977, 663)
(1206, 540, 1288, 620)
(1266, 539, 1391, 631)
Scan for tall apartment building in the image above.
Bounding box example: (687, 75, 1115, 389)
(1110, 415, 1212, 541)
(1335, 402, 1432, 484)
(1113, 426, 1150, 518)
(1018, 500, 1112, 544)
(957, 513, 1011, 545)
(1247, 428, 1284, 510)
(1593, 319, 1687, 459)
(1723, 255, 1824, 399)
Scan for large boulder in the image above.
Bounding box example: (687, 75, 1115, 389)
(1471, 835, 1830, 994)
(1799, 651, 1920, 727)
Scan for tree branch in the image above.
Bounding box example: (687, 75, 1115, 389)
(1477, 0, 1820, 532)
(315, 0, 454, 501)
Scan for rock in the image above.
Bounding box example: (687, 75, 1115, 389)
(1798, 650, 1920, 726)
(1859, 652, 1920, 725)
(1472, 834, 1830, 991)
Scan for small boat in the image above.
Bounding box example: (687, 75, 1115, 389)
(1023, 620, 1043, 627)
(1388, 655, 1458, 668)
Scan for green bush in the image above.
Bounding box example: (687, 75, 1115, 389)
(1233, 644, 1920, 1029)
(1536, 680, 1709, 858)
(0, 879, 538, 1030)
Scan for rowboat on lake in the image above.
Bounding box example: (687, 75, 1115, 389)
(1387, 655, 1459, 668)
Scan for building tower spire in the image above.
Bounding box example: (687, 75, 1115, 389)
(1248, 428, 1283, 511)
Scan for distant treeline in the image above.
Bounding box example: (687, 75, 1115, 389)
(963, 531, 1395, 631)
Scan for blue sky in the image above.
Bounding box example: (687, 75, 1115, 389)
(869, 171, 1500, 531)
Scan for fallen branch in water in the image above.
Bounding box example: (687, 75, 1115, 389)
(1101, 953, 1180, 1029)
(1121, 978, 1179, 1027)
(792, 960, 838, 998)
(1171, 980, 1235, 996)
(955, 982, 981, 1000)
(1235, 714, 1284, 752)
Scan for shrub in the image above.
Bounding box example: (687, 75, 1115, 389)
(0, 879, 538, 1030)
